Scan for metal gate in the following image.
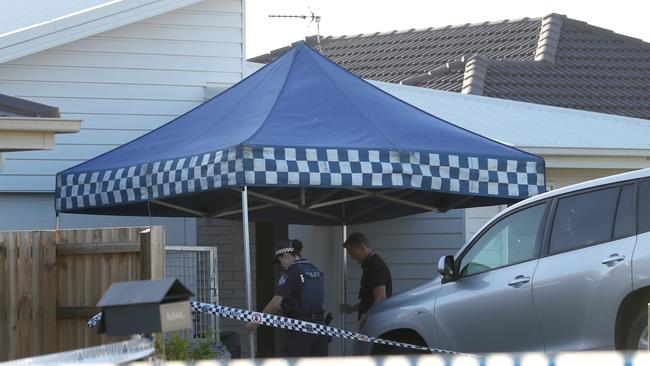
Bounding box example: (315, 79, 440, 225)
(165, 246, 219, 338)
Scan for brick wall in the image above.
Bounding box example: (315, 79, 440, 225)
(197, 218, 256, 357)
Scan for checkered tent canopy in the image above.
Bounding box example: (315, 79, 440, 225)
(55, 43, 545, 225)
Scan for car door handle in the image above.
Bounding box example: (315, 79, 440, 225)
(508, 275, 531, 287)
(602, 254, 626, 265)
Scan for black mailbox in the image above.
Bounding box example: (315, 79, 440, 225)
(97, 278, 194, 336)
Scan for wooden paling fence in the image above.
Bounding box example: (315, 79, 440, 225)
(0, 226, 165, 361)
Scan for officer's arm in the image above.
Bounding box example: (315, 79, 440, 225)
(372, 285, 387, 305)
(262, 295, 284, 314)
(358, 286, 387, 328)
(245, 295, 284, 333)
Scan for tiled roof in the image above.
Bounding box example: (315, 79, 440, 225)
(250, 14, 650, 120)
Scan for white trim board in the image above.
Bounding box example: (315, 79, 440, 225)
(0, 0, 203, 64)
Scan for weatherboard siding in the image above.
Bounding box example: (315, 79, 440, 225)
(0, 193, 197, 245)
(0, 0, 244, 192)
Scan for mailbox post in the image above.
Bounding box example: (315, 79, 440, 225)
(97, 278, 194, 336)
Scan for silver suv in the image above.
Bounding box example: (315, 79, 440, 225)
(364, 168, 650, 354)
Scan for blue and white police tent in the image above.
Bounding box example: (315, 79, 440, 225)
(97, 278, 194, 336)
(56, 42, 545, 353)
(54, 42, 545, 222)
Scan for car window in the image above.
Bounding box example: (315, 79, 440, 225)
(460, 203, 547, 277)
(549, 187, 619, 254)
(640, 180, 650, 234)
(614, 184, 636, 238)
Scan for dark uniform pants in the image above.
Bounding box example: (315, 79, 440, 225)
(280, 323, 328, 357)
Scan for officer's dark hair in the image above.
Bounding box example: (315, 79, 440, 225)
(342, 232, 369, 249)
(289, 239, 303, 257)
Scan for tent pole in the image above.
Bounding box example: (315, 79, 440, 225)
(241, 186, 255, 359)
(342, 223, 348, 355)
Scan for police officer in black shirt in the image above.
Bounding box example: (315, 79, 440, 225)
(245, 239, 328, 357)
(341, 232, 392, 331)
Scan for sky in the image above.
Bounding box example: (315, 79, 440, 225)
(245, 0, 650, 59)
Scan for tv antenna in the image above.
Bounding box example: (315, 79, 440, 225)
(269, 11, 322, 51)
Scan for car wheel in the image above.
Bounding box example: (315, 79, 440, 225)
(625, 307, 649, 350)
(639, 325, 649, 350)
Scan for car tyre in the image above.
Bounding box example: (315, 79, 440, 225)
(625, 307, 649, 350)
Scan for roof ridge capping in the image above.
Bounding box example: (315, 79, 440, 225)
(249, 15, 546, 62)
(323, 15, 541, 42)
(461, 55, 489, 95)
(534, 13, 564, 63)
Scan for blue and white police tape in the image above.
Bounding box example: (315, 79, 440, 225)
(87, 301, 472, 356)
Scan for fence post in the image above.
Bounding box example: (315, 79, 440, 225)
(30, 233, 42, 355)
(7, 233, 17, 360)
(139, 227, 166, 361)
(150, 227, 165, 280)
(140, 230, 152, 280)
(42, 236, 57, 355)
(140, 227, 165, 281)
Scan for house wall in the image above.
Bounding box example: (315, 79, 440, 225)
(464, 205, 505, 243)
(545, 167, 631, 190)
(0, 0, 243, 192)
(347, 210, 465, 294)
(0, 0, 249, 354)
(197, 218, 256, 356)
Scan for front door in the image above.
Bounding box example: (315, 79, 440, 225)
(434, 202, 548, 353)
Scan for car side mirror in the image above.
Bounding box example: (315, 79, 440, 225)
(437, 255, 455, 278)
